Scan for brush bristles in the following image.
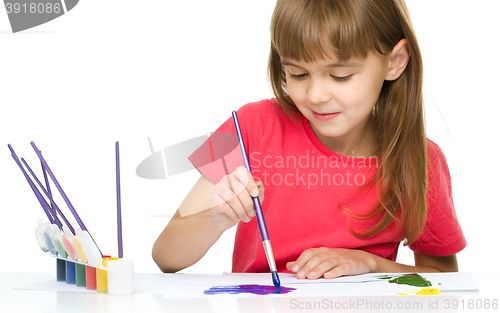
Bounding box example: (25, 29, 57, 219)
(272, 271, 281, 291)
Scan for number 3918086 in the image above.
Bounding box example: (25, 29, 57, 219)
(444, 299, 498, 310)
(5, 2, 62, 14)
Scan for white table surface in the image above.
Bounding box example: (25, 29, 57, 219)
(1, 272, 499, 313)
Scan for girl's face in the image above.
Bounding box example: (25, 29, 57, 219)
(282, 52, 391, 154)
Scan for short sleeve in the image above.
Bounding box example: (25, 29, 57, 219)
(408, 140, 466, 256)
(187, 100, 271, 184)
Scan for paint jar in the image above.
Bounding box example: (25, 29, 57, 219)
(96, 256, 118, 293)
(75, 263, 86, 287)
(96, 268, 107, 293)
(107, 259, 134, 295)
(65, 260, 76, 284)
(56, 258, 66, 282)
(86, 265, 97, 290)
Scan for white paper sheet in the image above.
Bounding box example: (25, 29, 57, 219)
(12, 272, 478, 298)
(163, 272, 479, 299)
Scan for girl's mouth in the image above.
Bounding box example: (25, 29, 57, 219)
(312, 111, 340, 121)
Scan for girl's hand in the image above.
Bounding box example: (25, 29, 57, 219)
(286, 248, 376, 280)
(209, 166, 264, 232)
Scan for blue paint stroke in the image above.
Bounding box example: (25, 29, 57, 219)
(204, 284, 296, 295)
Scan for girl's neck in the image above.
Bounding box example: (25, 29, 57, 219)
(309, 116, 377, 158)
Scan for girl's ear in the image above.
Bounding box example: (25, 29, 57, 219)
(385, 39, 410, 81)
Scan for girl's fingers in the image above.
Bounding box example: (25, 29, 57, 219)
(324, 263, 350, 279)
(235, 179, 266, 218)
(231, 171, 255, 219)
(290, 248, 330, 279)
(218, 185, 251, 222)
(231, 167, 261, 219)
(234, 166, 259, 198)
(234, 188, 255, 220)
(307, 258, 341, 279)
(209, 166, 264, 226)
(210, 180, 245, 221)
(234, 167, 260, 217)
(288, 248, 372, 280)
(210, 194, 240, 222)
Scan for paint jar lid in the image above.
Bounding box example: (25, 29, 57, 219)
(35, 219, 48, 252)
(81, 231, 102, 267)
(62, 225, 73, 236)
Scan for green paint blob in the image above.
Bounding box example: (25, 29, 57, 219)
(388, 274, 432, 287)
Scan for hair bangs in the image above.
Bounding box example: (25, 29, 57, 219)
(270, 0, 382, 63)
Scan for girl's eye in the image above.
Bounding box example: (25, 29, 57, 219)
(287, 71, 353, 82)
(289, 73, 308, 80)
(332, 75, 353, 82)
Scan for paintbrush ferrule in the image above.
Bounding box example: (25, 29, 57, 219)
(262, 240, 277, 272)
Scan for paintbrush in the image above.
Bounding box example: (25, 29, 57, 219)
(116, 142, 123, 258)
(231, 111, 281, 291)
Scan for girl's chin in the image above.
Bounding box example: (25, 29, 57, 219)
(309, 123, 345, 139)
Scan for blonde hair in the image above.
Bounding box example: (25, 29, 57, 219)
(268, 0, 427, 245)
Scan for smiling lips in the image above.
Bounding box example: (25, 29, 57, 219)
(312, 111, 340, 121)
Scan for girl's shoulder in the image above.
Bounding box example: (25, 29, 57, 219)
(426, 138, 441, 152)
(426, 139, 447, 164)
(425, 139, 451, 181)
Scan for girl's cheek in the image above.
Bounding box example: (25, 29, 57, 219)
(286, 88, 299, 104)
(287, 83, 305, 102)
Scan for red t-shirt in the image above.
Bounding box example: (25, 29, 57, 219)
(188, 99, 466, 273)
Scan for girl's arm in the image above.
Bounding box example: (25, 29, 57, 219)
(375, 252, 458, 272)
(152, 168, 262, 273)
(286, 248, 458, 280)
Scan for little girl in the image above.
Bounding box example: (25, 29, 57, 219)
(152, 0, 466, 280)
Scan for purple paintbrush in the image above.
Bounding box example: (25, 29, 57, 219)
(8, 145, 59, 226)
(30, 141, 102, 255)
(30, 142, 88, 230)
(21, 157, 75, 235)
(116, 142, 123, 258)
(40, 151, 54, 210)
(232, 111, 281, 291)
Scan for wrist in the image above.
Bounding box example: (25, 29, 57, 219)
(206, 211, 230, 236)
(364, 250, 380, 272)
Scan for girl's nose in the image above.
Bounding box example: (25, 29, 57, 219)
(307, 78, 332, 105)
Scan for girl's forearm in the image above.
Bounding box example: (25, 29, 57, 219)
(370, 256, 440, 273)
(369, 252, 458, 273)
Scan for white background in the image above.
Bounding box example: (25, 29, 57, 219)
(1, 1, 498, 275)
